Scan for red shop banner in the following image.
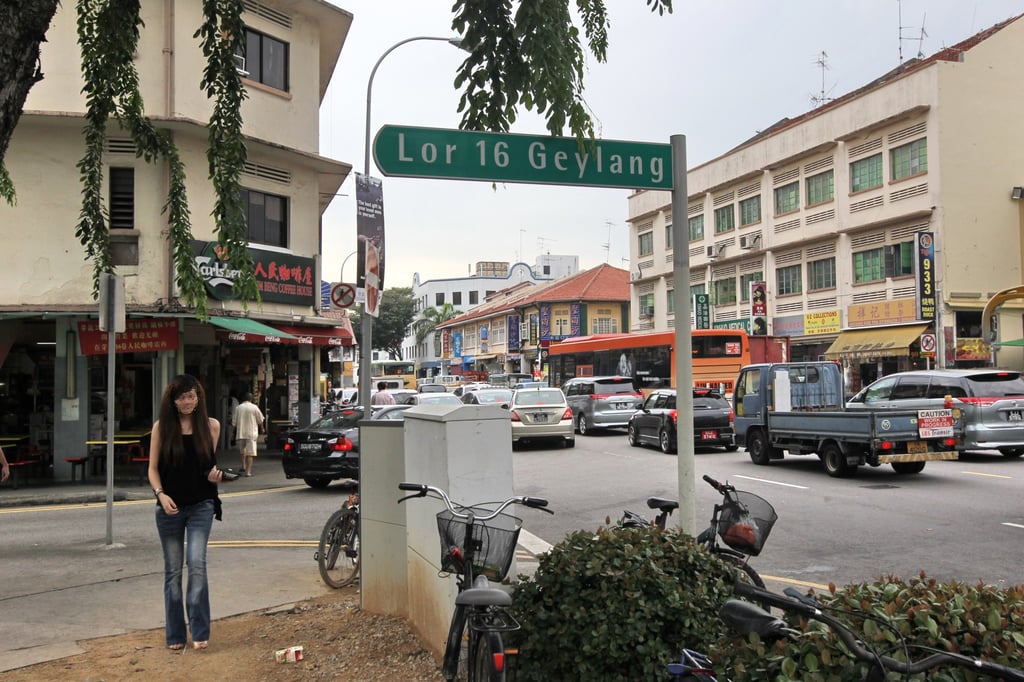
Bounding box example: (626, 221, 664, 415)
(78, 319, 180, 356)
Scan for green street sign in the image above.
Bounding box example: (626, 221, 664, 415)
(373, 125, 672, 190)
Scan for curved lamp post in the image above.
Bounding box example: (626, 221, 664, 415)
(358, 35, 465, 410)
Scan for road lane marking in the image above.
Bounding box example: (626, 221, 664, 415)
(1003, 522, 1024, 530)
(962, 471, 1011, 479)
(210, 540, 317, 548)
(0, 486, 297, 515)
(732, 474, 808, 490)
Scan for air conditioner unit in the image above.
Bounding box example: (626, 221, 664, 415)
(639, 306, 654, 317)
(739, 236, 752, 250)
(630, 271, 642, 281)
(706, 245, 717, 259)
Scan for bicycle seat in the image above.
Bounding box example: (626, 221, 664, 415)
(455, 586, 513, 607)
(718, 599, 788, 641)
(646, 497, 679, 513)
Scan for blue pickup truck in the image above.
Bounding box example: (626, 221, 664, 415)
(733, 362, 961, 477)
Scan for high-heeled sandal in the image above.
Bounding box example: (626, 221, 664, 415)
(168, 643, 185, 651)
(193, 641, 209, 650)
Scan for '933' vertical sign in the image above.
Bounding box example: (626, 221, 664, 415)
(917, 232, 935, 321)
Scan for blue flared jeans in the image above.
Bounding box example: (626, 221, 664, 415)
(155, 499, 215, 646)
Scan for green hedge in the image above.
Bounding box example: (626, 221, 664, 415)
(510, 525, 735, 681)
(509, 524, 1024, 681)
(712, 573, 1024, 681)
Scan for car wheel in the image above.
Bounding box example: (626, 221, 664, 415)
(747, 429, 772, 466)
(821, 442, 855, 478)
(577, 415, 590, 436)
(304, 477, 332, 489)
(724, 444, 739, 452)
(659, 429, 676, 454)
(999, 447, 1024, 458)
(627, 424, 641, 447)
(562, 438, 575, 449)
(892, 461, 926, 474)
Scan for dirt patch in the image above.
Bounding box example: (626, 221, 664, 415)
(6, 586, 444, 682)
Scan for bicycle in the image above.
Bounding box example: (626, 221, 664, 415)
(397, 482, 553, 682)
(315, 492, 360, 588)
(666, 580, 1024, 681)
(621, 474, 777, 589)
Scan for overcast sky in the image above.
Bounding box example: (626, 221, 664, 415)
(318, 0, 1024, 290)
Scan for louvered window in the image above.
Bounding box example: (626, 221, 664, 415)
(109, 168, 134, 230)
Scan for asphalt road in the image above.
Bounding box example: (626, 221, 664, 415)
(2, 437, 1022, 672)
(512, 430, 1024, 589)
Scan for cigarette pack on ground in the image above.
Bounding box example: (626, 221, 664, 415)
(275, 645, 304, 663)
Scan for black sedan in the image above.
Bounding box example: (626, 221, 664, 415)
(278, 405, 405, 487)
(627, 388, 738, 454)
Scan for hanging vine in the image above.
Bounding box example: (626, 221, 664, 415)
(75, 0, 257, 320)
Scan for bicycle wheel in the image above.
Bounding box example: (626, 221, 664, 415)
(470, 630, 506, 682)
(317, 507, 359, 588)
(715, 550, 765, 589)
(443, 605, 470, 681)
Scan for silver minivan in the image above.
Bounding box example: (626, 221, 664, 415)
(562, 376, 643, 435)
(846, 369, 1024, 457)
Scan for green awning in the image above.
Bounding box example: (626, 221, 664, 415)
(994, 338, 1024, 347)
(208, 316, 296, 338)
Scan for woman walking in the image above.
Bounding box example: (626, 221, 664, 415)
(147, 374, 225, 651)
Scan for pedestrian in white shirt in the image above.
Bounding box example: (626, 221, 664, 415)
(233, 393, 265, 476)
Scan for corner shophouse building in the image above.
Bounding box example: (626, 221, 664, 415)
(0, 0, 355, 480)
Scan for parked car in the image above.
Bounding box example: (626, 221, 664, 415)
(562, 375, 643, 435)
(417, 382, 448, 393)
(627, 388, 737, 454)
(462, 388, 513, 406)
(509, 386, 575, 448)
(378, 388, 417, 404)
(845, 368, 1024, 457)
(400, 392, 463, 406)
(452, 382, 491, 398)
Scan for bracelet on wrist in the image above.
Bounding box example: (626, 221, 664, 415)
(154, 488, 163, 498)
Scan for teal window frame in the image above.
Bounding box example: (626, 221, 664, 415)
(714, 205, 735, 234)
(688, 214, 704, 241)
(638, 231, 654, 257)
(853, 248, 885, 283)
(805, 170, 834, 206)
(891, 138, 927, 180)
(739, 272, 764, 302)
(850, 153, 882, 193)
(774, 182, 799, 215)
(739, 195, 761, 226)
(713, 277, 736, 304)
(776, 264, 802, 295)
(808, 257, 836, 291)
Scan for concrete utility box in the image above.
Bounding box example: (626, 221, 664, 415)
(362, 403, 513, 658)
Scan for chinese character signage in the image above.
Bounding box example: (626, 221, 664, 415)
(193, 241, 316, 305)
(539, 305, 551, 341)
(804, 311, 841, 335)
(529, 314, 539, 346)
(917, 232, 935, 321)
(453, 331, 463, 358)
(750, 281, 767, 336)
(847, 299, 917, 327)
(570, 303, 581, 335)
(694, 293, 710, 329)
(508, 315, 520, 350)
(78, 319, 179, 356)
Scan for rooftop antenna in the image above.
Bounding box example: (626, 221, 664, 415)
(916, 13, 928, 58)
(537, 235, 556, 255)
(518, 228, 526, 262)
(602, 221, 615, 262)
(896, 0, 924, 64)
(810, 51, 834, 107)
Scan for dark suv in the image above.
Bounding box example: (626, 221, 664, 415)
(562, 376, 643, 435)
(627, 388, 737, 454)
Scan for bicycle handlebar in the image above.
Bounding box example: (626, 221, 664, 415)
(731, 581, 1024, 680)
(702, 474, 735, 494)
(397, 482, 554, 518)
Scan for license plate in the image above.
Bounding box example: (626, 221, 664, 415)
(533, 413, 547, 423)
(1009, 410, 1023, 421)
(701, 430, 717, 440)
(300, 443, 321, 453)
(906, 440, 927, 454)
(617, 403, 632, 410)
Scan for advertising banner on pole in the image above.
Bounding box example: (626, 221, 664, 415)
(356, 173, 385, 293)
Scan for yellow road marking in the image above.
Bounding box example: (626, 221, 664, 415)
(0, 486, 298, 515)
(962, 471, 1012, 479)
(760, 575, 831, 591)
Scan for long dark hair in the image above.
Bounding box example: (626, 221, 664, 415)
(157, 374, 214, 466)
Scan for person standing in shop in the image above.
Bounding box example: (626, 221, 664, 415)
(233, 392, 265, 477)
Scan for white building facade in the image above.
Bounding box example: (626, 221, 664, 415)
(627, 15, 1024, 392)
(0, 1, 353, 474)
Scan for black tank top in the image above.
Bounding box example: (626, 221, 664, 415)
(159, 434, 218, 507)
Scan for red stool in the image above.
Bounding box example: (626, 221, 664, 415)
(64, 457, 89, 483)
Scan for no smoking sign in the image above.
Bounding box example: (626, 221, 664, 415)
(920, 332, 936, 357)
(330, 282, 356, 309)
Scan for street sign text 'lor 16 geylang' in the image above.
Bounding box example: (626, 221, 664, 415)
(373, 125, 672, 190)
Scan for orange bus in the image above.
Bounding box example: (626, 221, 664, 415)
(547, 329, 781, 395)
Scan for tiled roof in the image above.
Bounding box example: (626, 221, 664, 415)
(437, 263, 629, 328)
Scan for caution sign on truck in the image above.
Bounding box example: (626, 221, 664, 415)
(917, 409, 955, 438)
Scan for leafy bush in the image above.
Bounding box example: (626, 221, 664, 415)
(712, 572, 1024, 681)
(509, 524, 736, 681)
